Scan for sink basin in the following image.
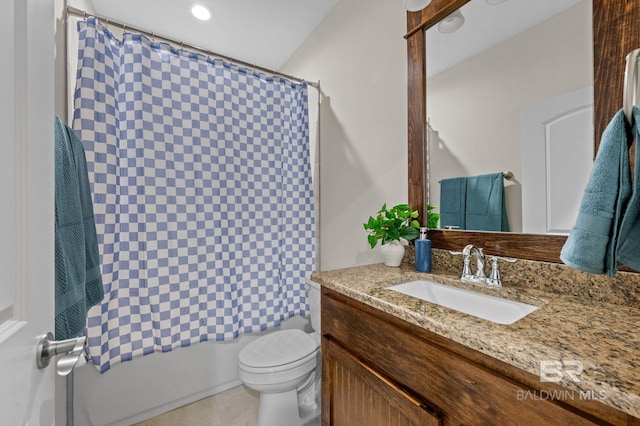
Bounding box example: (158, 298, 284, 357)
(388, 280, 538, 325)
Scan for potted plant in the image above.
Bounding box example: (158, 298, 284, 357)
(363, 203, 420, 267)
(427, 204, 440, 229)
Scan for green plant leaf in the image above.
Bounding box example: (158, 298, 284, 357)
(399, 226, 420, 241)
(386, 226, 400, 241)
(364, 202, 421, 248)
(364, 216, 376, 230)
(427, 207, 440, 229)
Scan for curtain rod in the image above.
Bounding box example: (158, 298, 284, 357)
(66, 6, 319, 89)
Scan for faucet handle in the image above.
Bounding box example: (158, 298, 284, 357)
(491, 255, 518, 264)
(448, 250, 472, 278)
(460, 255, 473, 280)
(487, 256, 517, 287)
(453, 245, 478, 280)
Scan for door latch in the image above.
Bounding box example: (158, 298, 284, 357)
(36, 332, 86, 376)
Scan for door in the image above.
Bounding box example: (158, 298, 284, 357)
(0, 0, 56, 424)
(521, 87, 594, 234)
(322, 338, 442, 426)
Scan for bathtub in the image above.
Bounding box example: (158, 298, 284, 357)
(55, 315, 310, 425)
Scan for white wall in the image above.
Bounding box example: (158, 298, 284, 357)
(55, 0, 95, 118)
(57, 0, 410, 274)
(54, 0, 408, 423)
(427, 0, 593, 232)
(280, 0, 409, 271)
(54, 3, 314, 425)
(55, 2, 99, 423)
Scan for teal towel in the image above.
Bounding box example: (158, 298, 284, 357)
(55, 115, 104, 340)
(465, 173, 510, 232)
(616, 106, 640, 271)
(440, 174, 510, 231)
(560, 108, 633, 276)
(440, 177, 467, 229)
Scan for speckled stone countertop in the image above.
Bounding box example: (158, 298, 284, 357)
(311, 251, 640, 418)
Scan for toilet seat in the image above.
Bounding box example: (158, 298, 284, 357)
(238, 329, 319, 374)
(237, 281, 323, 426)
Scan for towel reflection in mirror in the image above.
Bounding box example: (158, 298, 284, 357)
(439, 172, 510, 232)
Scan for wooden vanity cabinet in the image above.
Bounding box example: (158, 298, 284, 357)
(323, 338, 442, 426)
(321, 288, 637, 426)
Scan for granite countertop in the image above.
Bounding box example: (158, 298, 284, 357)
(311, 263, 640, 418)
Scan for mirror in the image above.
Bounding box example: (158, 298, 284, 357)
(425, 0, 593, 234)
(406, 0, 640, 263)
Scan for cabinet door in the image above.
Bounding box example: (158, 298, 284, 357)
(323, 337, 442, 426)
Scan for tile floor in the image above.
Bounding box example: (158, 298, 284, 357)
(135, 385, 259, 426)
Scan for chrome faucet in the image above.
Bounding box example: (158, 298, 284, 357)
(452, 245, 517, 287)
(460, 244, 486, 284)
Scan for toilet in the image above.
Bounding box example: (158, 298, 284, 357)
(238, 278, 321, 426)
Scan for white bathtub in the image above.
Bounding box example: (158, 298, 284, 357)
(56, 315, 310, 425)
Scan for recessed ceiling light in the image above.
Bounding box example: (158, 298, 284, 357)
(485, 0, 507, 4)
(404, 0, 432, 12)
(438, 10, 465, 33)
(191, 4, 212, 21)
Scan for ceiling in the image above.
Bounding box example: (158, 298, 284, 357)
(426, 0, 586, 77)
(89, 0, 339, 71)
(86, 0, 586, 76)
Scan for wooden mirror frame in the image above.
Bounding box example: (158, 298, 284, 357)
(406, 0, 640, 263)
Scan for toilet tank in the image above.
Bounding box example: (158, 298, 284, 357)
(306, 278, 321, 332)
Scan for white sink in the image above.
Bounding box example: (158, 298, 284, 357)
(389, 280, 538, 325)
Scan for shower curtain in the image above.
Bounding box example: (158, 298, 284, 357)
(72, 18, 315, 373)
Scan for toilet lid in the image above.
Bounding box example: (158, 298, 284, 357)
(239, 329, 319, 369)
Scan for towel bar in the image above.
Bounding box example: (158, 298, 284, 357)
(438, 171, 513, 184)
(623, 48, 640, 124)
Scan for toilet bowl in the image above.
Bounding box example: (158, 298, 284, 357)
(237, 278, 321, 426)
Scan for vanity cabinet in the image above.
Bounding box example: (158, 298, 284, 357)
(321, 287, 635, 426)
(323, 338, 441, 426)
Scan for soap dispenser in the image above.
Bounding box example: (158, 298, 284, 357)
(415, 227, 432, 272)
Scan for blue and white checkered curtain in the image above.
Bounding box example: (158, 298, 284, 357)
(72, 18, 315, 373)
